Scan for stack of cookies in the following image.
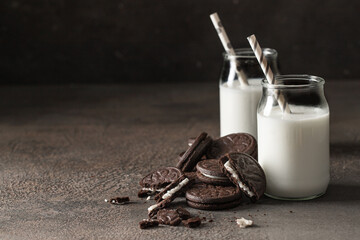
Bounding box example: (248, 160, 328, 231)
(138, 132, 266, 228)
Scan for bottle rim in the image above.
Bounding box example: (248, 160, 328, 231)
(224, 48, 278, 59)
(261, 74, 325, 89)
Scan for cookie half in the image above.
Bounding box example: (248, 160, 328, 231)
(207, 133, 257, 160)
(219, 152, 266, 202)
(196, 159, 232, 185)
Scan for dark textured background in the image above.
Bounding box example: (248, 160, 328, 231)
(1, 0, 359, 84)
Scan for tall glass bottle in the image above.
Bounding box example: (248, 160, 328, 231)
(219, 48, 279, 138)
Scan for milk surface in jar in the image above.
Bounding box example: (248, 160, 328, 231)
(219, 48, 279, 138)
(257, 75, 330, 200)
(220, 78, 262, 137)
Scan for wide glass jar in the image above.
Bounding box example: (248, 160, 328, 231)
(219, 48, 279, 138)
(257, 75, 330, 200)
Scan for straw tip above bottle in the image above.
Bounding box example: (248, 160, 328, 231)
(247, 34, 255, 40)
(210, 12, 219, 21)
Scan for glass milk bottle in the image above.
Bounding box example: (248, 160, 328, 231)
(257, 75, 330, 200)
(219, 48, 279, 138)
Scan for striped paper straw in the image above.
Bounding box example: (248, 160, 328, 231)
(210, 13, 248, 87)
(247, 34, 290, 113)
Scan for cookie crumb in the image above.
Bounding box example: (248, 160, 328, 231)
(236, 217, 253, 228)
(106, 196, 130, 205)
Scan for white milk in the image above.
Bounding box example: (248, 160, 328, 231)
(257, 107, 330, 199)
(220, 78, 262, 138)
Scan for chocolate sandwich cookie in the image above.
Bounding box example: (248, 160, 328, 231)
(196, 159, 232, 186)
(148, 175, 192, 218)
(207, 133, 257, 160)
(177, 151, 207, 165)
(138, 167, 182, 197)
(185, 183, 241, 210)
(176, 132, 212, 172)
(219, 152, 266, 202)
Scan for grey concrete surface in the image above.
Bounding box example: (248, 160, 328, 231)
(0, 81, 359, 239)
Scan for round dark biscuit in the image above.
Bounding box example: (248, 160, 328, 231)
(207, 133, 257, 159)
(219, 152, 266, 201)
(139, 167, 183, 189)
(185, 183, 240, 204)
(186, 198, 241, 210)
(196, 171, 232, 186)
(196, 159, 227, 178)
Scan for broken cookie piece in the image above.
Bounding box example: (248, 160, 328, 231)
(148, 175, 192, 218)
(139, 219, 159, 229)
(182, 217, 202, 228)
(176, 207, 191, 220)
(157, 209, 182, 226)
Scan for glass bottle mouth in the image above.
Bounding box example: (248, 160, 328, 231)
(261, 74, 325, 89)
(224, 48, 278, 59)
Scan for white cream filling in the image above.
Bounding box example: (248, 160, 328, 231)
(147, 178, 190, 213)
(224, 161, 255, 197)
(142, 187, 164, 192)
(147, 203, 160, 213)
(162, 178, 190, 199)
(201, 172, 229, 180)
(236, 217, 253, 228)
